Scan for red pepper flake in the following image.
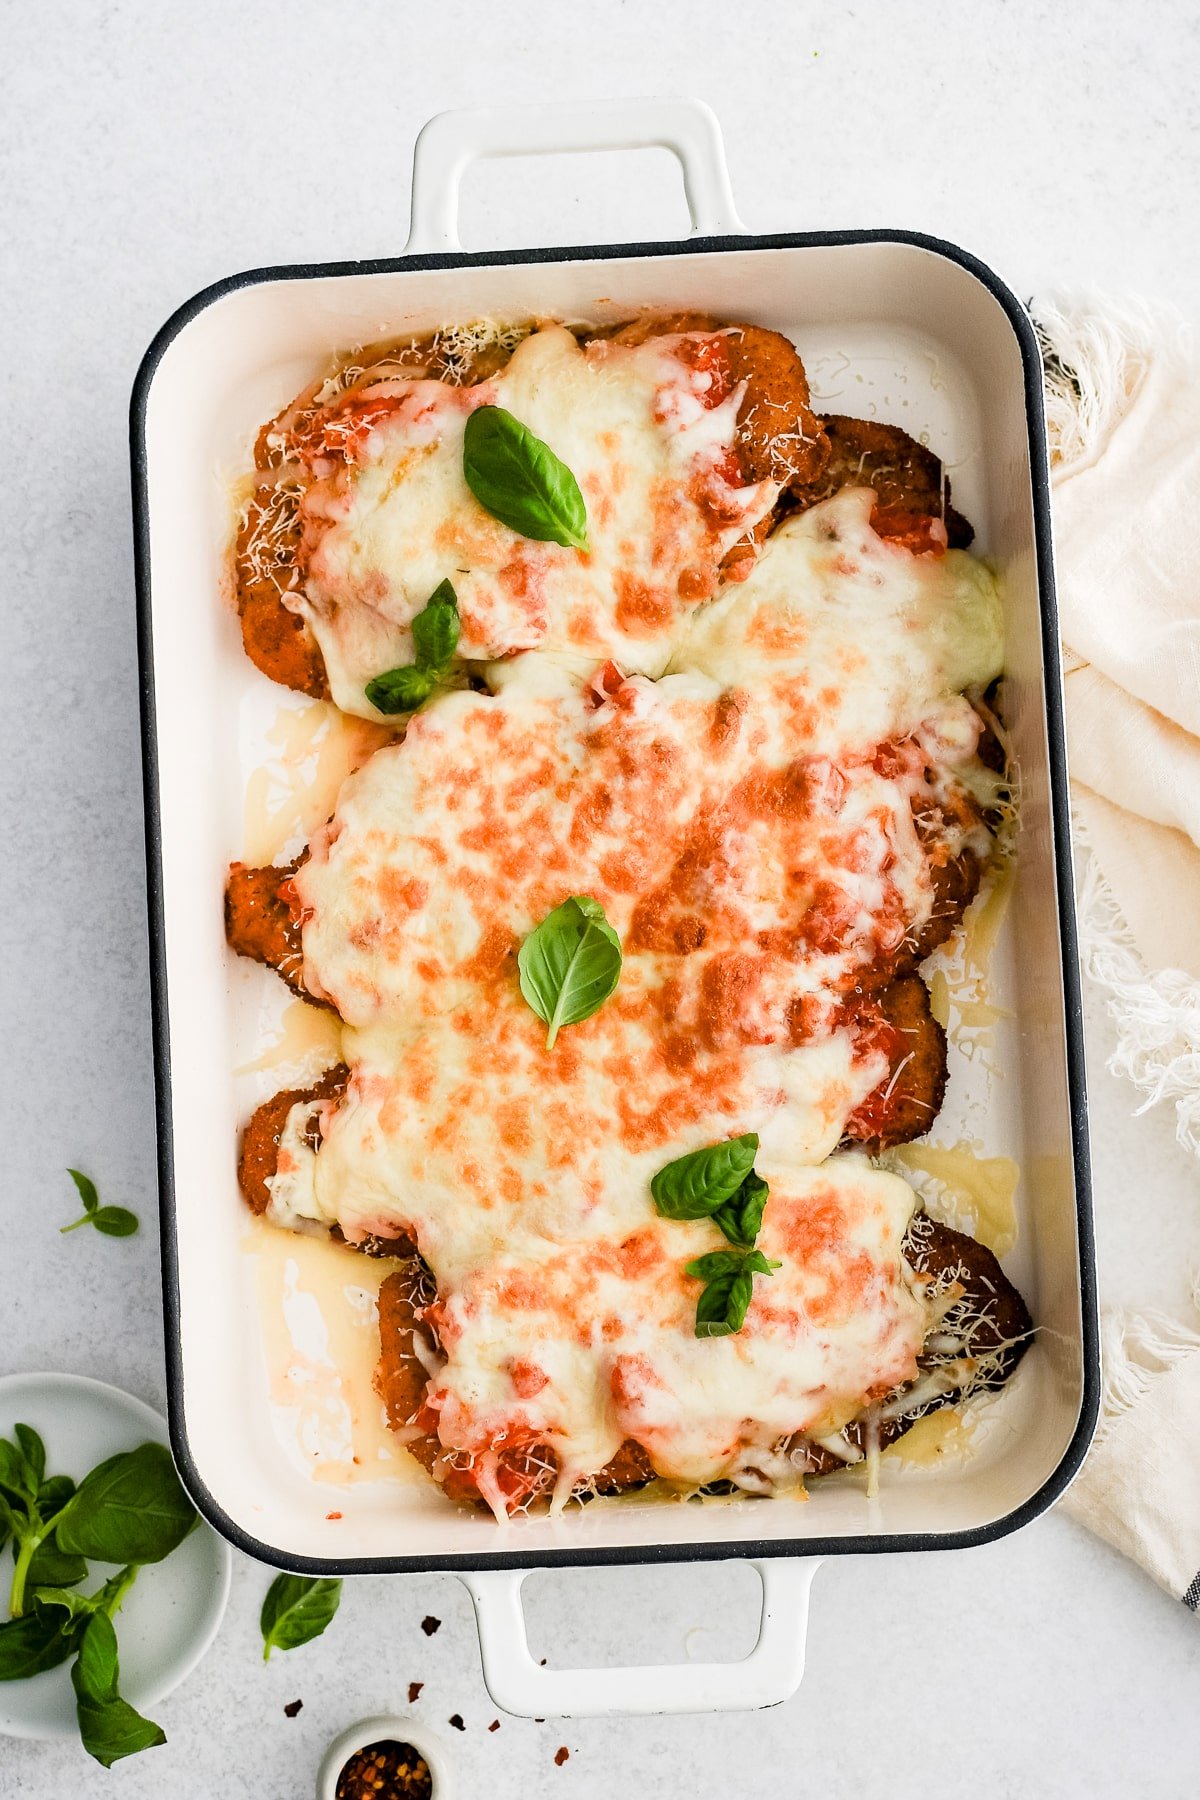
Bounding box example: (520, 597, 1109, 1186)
(408, 1681, 423, 1703)
(283, 1699, 303, 1719)
(555, 1746, 570, 1766)
(448, 1713, 465, 1731)
(488, 1720, 501, 1732)
(325, 1511, 343, 1521)
(421, 1615, 441, 1636)
(335, 1739, 432, 1800)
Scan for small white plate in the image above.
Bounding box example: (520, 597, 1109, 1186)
(0, 1371, 232, 1740)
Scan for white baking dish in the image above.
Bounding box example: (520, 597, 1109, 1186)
(132, 98, 1097, 1717)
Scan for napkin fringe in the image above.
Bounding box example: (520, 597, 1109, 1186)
(1095, 1283, 1200, 1449)
(1075, 838, 1200, 1157)
(1035, 292, 1190, 476)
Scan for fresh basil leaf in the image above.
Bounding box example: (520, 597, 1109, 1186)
(33, 1586, 96, 1621)
(90, 1206, 140, 1237)
(27, 1538, 88, 1591)
(694, 1269, 755, 1339)
(686, 1247, 780, 1283)
(38, 1474, 76, 1518)
(72, 1614, 166, 1769)
(517, 895, 622, 1049)
(0, 1451, 21, 1497)
(260, 1574, 343, 1661)
(14, 1425, 46, 1488)
(76, 1687, 165, 1769)
(68, 1169, 99, 1214)
(365, 663, 435, 716)
(712, 1171, 770, 1248)
(463, 405, 589, 551)
(0, 1609, 80, 1681)
(651, 1135, 759, 1221)
(22, 1477, 85, 1591)
(688, 1246, 781, 1339)
(410, 578, 461, 669)
(0, 1437, 36, 1503)
(73, 1609, 119, 1694)
(54, 1443, 195, 1565)
(684, 1249, 751, 1283)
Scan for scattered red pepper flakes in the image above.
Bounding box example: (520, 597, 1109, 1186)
(421, 1615, 441, 1636)
(488, 1720, 501, 1732)
(448, 1713, 465, 1731)
(555, 1746, 570, 1766)
(283, 1699, 303, 1719)
(408, 1681, 423, 1703)
(335, 1739, 431, 1800)
(325, 1510, 343, 1521)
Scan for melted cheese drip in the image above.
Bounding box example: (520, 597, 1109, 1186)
(888, 1141, 1020, 1256)
(883, 1403, 975, 1467)
(294, 325, 775, 715)
(246, 1220, 410, 1484)
(263, 485, 1007, 1501)
(235, 998, 343, 1079)
(926, 855, 1017, 1038)
(243, 699, 394, 864)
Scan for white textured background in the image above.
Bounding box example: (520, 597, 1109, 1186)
(3, 0, 1199, 1794)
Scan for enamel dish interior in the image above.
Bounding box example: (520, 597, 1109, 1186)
(136, 236, 1095, 1568)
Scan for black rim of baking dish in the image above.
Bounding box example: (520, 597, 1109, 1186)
(131, 227, 1099, 1576)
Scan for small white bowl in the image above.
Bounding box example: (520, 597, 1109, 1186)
(317, 1715, 454, 1799)
(0, 1371, 232, 1740)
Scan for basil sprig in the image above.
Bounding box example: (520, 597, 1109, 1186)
(463, 405, 589, 551)
(651, 1135, 781, 1336)
(60, 1168, 139, 1239)
(517, 895, 622, 1049)
(0, 1426, 197, 1767)
(0, 1433, 194, 1623)
(260, 1574, 343, 1660)
(365, 579, 461, 715)
(686, 1249, 782, 1338)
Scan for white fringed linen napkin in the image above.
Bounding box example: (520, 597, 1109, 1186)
(1036, 297, 1200, 1610)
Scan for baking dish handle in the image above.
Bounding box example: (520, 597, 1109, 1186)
(460, 1557, 818, 1718)
(405, 97, 746, 254)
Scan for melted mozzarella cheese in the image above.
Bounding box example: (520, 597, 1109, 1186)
(674, 488, 1004, 758)
(269, 983, 882, 1258)
(295, 666, 936, 1040)
(295, 325, 775, 716)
